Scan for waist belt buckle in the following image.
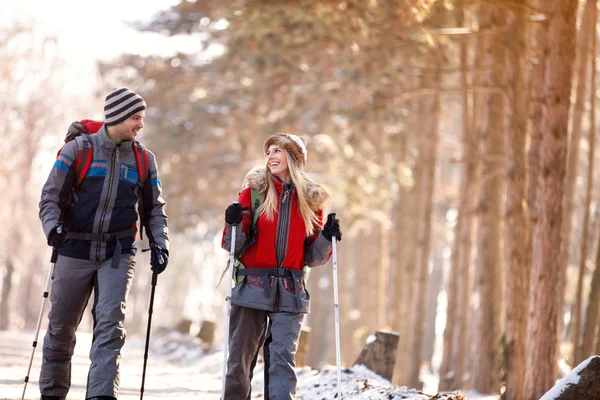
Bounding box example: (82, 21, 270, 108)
(277, 268, 290, 278)
(270, 268, 281, 278)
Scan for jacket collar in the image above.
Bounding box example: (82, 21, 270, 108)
(243, 167, 331, 211)
(272, 176, 293, 192)
(99, 124, 133, 152)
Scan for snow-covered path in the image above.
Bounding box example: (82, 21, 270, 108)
(1, 330, 228, 400)
(0, 330, 497, 399)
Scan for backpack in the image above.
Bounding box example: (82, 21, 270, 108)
(57, 119, 150, 239)
(216, 188, 264, 287)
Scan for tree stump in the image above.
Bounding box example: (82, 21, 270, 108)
(540, 356, 600, 400)
(197, 320, 216, 347)
(353, 330, 399, 381)
(174, 318, 192, 334)
(296, 327, 311, 367)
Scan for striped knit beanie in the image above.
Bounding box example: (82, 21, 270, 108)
(104, 88, 146, 126)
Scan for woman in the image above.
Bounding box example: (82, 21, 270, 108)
(222, 133, 342, 399)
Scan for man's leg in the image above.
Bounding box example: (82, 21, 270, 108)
(224, 305, 268, 400)
(40, 255, 96, 398)
(264, 312, 304, 400)
(85, 254, 135, 399)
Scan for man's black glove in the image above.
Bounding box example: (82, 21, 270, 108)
(322, 213, 342, 242)
(150, 244, 169, 275)
(225, 202, 243, 225)
(48, 223, 68, 248)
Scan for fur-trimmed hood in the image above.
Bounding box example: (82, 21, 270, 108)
(242, 167, 331, 212)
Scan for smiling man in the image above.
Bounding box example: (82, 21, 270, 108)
(38, 88, 169, 400)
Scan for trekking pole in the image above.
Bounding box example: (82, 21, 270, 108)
(140, 271, 158, 400)
(221, 209, 238, 398)
(22, 247, 58, 400)
(331, 214, 342, 399)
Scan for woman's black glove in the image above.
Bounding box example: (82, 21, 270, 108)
(225, 202, 244, 225)
(322, 213, 342, 242)
(48, 223, 68, 248)
(150, 244, 169, 275)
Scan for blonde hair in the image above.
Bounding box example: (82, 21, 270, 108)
(259, 151, 320, 236)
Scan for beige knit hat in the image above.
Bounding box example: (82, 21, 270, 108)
(263, 133, 308, 166)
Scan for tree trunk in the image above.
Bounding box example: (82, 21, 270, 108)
(454, 4, 477, 390)
(503, 4, 530, 400)
(354, 331, 399, 382)
(389, 132, 409, 335)
(0, 258, 14, 330)
(581, 231, 600, 360)
(471, 4, 504, 394)
(439, 224, 459, 390)
(573, 0, 597, 366)
(422, 250, 443, 366)
(341, 235, 361, 364)
(376, 114, 392, 330)
(522, 1, 578, 399)
(406, 47, 441, 390)
(393, 99, 423, 385)
(306, 262, 331, 367)
(439, 5, 476, 387)
(560, 0, 595, 357)
(337, 228, 353, 365)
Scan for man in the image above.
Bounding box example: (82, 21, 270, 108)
(38, 88, 169, 400)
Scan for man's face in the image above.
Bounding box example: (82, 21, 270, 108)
(113, 111, 145, 142)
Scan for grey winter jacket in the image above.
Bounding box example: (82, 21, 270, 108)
(39, 125, 168, 261)
(223, 167, 332, 313)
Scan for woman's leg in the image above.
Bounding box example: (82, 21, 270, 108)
(264, 312, 304, 400)
(224, 305, 269, 400)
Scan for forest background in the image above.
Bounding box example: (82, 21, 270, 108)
(0, 1, 596, 399)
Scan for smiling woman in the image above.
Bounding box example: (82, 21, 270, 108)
(220, 132, 341, 399)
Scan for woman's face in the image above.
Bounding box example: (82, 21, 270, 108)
(266, 144, 290, 179)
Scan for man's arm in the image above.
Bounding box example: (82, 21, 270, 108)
(39, 142, 77, 239)
(142, 150, 169, 252)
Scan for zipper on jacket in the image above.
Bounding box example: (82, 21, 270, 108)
(274, 183, 293, 311)
(275, 184, 292, 267)
(95, 145, 118, 261)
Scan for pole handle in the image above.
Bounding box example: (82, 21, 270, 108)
(330, 212, 337, 243)
(230, 201, 241, 227)
(50, 247, 58, 263)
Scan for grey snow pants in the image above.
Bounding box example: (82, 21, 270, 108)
(224, 305, 304, 400)
(39, 254, 135, 399)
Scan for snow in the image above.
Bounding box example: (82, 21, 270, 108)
(1, 330, 499, 400)
(365, 334, 377, 345)
(539, 356, 595, 400)
(148, 331, 498, 400)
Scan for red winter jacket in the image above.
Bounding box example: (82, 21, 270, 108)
(221, 168, 333, 313)
(223, 179, 321, 271)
